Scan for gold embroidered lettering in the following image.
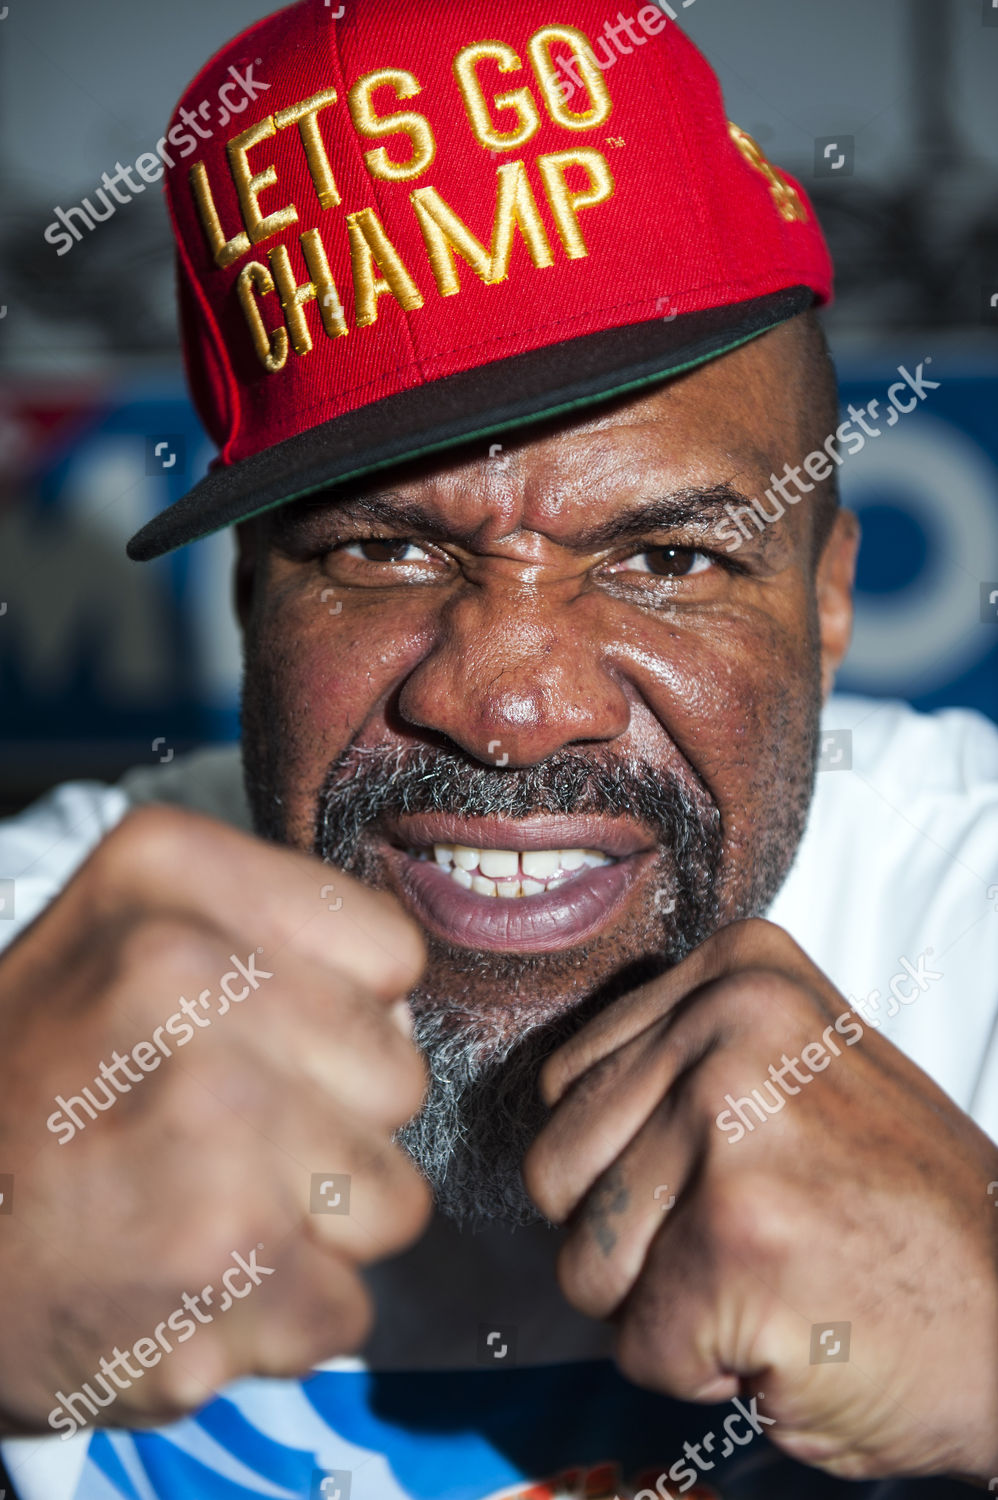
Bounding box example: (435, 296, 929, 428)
(348, 69, 436, 182)
(528, 27, 613, 130)
(537, 149, 615, 258)
(411, 161, 554, 296)
(228, 116, 299, 246)
(189, 161, 251, 269)
(453, 41, 541, 152)
(728, 123, 806, 223)
(274, 89, 341, 210)
(236, 259, 288, 372)
(269, 228, 348, 355)
(347, 207, 424, 327)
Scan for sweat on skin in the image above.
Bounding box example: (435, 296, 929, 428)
(236, 313, 857, 1223)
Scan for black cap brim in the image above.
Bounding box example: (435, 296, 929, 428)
(127, 286, 812, 562)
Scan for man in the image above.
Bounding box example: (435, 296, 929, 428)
(0, 0, 995, 1496)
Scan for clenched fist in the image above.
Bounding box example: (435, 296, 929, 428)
(0, 805, 430, 1437)
(524, 918, 998, 1484)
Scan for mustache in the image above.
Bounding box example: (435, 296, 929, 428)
(313, 741, 722, 871)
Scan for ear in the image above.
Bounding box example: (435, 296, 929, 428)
(233, 519, 263, 635)
(816, 509, 860, 702)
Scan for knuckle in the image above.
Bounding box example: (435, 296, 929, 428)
(520, 1138, 558, 1220)
(308, 1145, 431, 1262)
(113, 916, 219, 988)
(705, 1172, 796, 1267)
(536, 1052, 565, 1109)
(391, 1158, 434, 1242)
(356, 898, 427, 997)
(555, 1231, 626, 1320)
(717, 965, 808, 1033)
(304, 1267, 374, 1358)
(335, 1277, 375, 1352)
(307, 994, 427, 1128)
(151, 1342, 233, 1416)
(723, 917, 805, 976)
(91, 804, 197, 892)
(152, 1064, 249, 1142)
(516, 1128, 573, 1218)
(373, 1145, 434, 1239)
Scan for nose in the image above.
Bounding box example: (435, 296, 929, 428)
(396, 581, 631, 764)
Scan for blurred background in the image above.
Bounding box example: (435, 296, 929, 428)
(0, 0, 996, 814)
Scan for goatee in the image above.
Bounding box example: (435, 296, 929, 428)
(309, 744, 724, 1228)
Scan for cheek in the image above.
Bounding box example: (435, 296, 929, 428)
(611, 595, 820, 809)
(250, 573, 436, 767)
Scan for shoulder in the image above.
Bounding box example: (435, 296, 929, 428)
(0, 745, 247, 952)
(801, 695, 998, 891)
(118, 744, 249, 829)
(825, 693, 998, 798)
(782, 694, 998, 895)
(770, 695, 998, 1128)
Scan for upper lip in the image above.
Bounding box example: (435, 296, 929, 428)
(383, 813, 656, 858)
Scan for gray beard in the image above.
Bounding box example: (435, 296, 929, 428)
(395, 1004, 557, 1229)
(306, 744, 727, 1231)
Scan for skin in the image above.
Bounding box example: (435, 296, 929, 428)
(238, 317, 856, 1025)
(231, 312, 998, 1480)
(0, 809, 430, 1434)
(524, 919, 998, 1479)
(0, 317, 994, 1478)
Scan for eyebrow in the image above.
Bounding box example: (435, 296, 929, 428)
(271, 481, 772, 552)
(561, 483, 764, 550)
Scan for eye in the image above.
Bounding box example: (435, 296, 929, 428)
(617, 546, 714, 577)
(343, 538, 434, 564)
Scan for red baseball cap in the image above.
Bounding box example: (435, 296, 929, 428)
(127, 0, 832, 562)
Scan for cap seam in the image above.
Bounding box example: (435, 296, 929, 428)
(332, 4, 425, 381)
(642, 25, 728, 290)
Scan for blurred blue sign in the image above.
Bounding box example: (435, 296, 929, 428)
(836, 360, 998, 722)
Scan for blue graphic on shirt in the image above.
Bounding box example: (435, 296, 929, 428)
(69, 1361, 979, 1500)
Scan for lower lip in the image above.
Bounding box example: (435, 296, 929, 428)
(387, 849, 653, 953)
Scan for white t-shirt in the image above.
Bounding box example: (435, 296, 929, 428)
(1, 694, 996, 1500)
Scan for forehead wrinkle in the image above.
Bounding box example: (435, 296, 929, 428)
(270, 414, 798, 553)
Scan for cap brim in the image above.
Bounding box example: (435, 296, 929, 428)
(127, 286, 813, 562)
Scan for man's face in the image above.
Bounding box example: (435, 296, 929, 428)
(237, 315, 858, 1224)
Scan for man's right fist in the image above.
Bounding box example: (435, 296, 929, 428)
(0, 804, 430, 1438)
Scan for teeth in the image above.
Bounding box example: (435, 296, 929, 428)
(412, 843, 616, 898)
(521, 849, 561, 879)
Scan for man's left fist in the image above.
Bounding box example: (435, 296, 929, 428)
(523, 919, 998, 1483)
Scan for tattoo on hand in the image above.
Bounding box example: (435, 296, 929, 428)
(586, 1164, 629, 1256)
